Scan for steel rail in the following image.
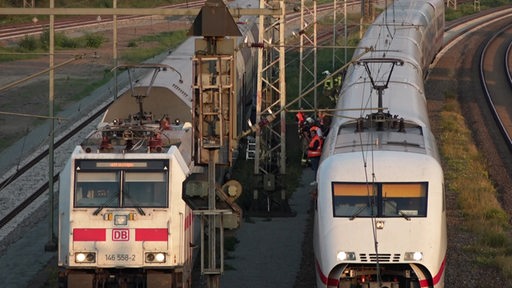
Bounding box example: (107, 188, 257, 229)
(0, 98, 112, 229)
(479, 21, 512, 152)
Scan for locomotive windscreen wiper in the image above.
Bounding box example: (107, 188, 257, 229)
(134, 206, 146, 216)
(398, 210, 411, 221)
(93, 191, 120, 215)
(349, 205, 368, 220)
(123, 193, 146, 216)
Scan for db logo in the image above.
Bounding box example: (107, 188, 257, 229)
(112, 229, 129, 241)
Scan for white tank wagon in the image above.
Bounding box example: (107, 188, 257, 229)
(313, 1, 446, 287)
(57, 1, 259, 286)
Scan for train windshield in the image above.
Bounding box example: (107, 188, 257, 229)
(124, 172, 167, 207)
(74, 160, 169, 208)
(332, 182, 427, 218)
(75, 172, 120, 207)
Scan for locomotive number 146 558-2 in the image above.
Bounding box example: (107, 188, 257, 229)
(105, 254, 136, 262)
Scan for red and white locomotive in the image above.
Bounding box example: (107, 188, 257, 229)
(57, 2, 259, 286)
(57, 61, 197, 287)
(313, 1, 446, 287)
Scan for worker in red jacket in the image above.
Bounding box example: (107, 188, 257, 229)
(307, 126, 322, 186)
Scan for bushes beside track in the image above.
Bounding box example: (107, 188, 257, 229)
(440, 93, 512, 279)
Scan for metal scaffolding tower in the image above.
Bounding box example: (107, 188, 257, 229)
(252, 0, 288, 215)
(332, 0, 349, 71)
(297, 0, 318, 111)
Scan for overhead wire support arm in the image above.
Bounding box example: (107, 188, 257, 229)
(357, 57, 404, 130)
(356, 57, 404, 90)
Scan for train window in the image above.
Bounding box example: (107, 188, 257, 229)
(332, 182, 427, 218)
(75, 172, 120, 207)
(381, 183, 427, 217)
(124, 172, 168, 207)
(332, 183, 378, 217)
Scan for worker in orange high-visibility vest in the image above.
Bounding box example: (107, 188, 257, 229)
(307, 126, 322, 186)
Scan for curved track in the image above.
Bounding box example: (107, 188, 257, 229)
(480, 21, 512, 150)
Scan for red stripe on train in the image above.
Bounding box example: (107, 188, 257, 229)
(135, 228, 168, 241)
(315, 259, 339, 287)
(419, 254, 446, 287)
(73, 228, 106, 241)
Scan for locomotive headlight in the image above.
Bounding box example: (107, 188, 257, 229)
(155, 253, 166, 262)
(76, 253, 86, 262)
(404, 251, 423, 261)
(114, 214, 128, 225)
(336, 251, 356, 261)
(146, 252, 166, 263)
(75, 252, 96, 263)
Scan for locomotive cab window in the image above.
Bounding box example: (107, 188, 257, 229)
(73, 160, 169, 208)
(332, 182, 427, 218)
(124, 172, 167, 208)
(75, 172, 120, 207)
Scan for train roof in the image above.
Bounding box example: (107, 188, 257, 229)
(354, 0, 443, 68)
(324, 0, 443, 159)
(337, 60, 427, 116)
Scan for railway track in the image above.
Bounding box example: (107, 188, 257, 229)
(480, 20, 512, 151)
(0, 102, 109, 229)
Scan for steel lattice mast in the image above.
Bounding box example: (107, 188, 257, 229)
(252, 0, 288, 215)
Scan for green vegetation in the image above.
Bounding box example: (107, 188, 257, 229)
(1, 27, 186, 64)
(439, 94, 512, 279)
(0, 30, 106, 62)
(445, 0, 512, 21)
(120, 30, 188, 64)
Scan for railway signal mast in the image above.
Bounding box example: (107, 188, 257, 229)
(189, 1, 242, 287)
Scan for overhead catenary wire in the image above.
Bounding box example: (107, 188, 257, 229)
(353, 2, 419, 283)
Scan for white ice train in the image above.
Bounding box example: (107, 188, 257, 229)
(313, 1, 446, 287)
(57, 1, 259, 287)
